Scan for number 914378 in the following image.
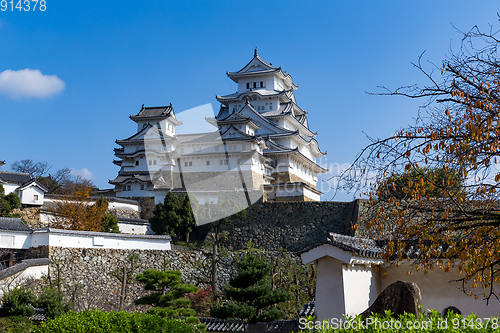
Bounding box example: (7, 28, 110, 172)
(1, 0, 46, 11)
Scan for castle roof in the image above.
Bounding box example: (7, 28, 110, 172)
(109, 172, 158, 185)
(129, 104, 182, 125)
(216, 88, 293, 104)
(226, 49, 298, 89)
(216, 111, 261, 129)
(116, 124, 178, 146)
(16, 178, 48, 193)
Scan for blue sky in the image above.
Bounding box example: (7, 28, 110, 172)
(1, 1, 499, 201)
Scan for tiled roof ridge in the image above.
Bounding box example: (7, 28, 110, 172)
(0, 258, 50, 281)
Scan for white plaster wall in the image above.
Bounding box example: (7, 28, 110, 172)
(18, 186, 44, 206)
(381, 263, 500, 317)
(0, 265, 49, 296)
(30, 230, 170, 250)
(2, 184, 18, 195)
(117, 182, 149, 198)
(303, 188, 321, 201)
(0, 231, 31, 249)
(117, 223, 153, 235)
(30, 232, 50, 248)
(343, 264, 380, 316)
(39, 212, 51, 224)
(316, 256, 346, 322)
(108, 201, 140, 212)
(300, 144, 315, 161)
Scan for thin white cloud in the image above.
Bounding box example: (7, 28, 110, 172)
(70, 168, 96, 181)
(0, 69, 65, 99)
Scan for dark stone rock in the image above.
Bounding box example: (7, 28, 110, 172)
(360, 280, 422, 318)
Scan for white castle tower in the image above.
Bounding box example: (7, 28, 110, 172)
(111, 49, 326, 203)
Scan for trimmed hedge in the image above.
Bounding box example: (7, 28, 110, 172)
(33, 309, 205, 333)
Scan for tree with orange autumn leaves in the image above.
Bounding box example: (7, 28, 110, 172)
(340, 23, 500, 303)
(47, 178, 108, 232)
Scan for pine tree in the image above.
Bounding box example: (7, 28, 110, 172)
(149, 192, 197, 241)
(134, 269, 198, 317)
(211, 251, 290, 324)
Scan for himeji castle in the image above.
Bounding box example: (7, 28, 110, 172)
(110, 49, 327, 204)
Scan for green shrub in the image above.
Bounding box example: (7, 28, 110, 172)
(33, 309, 205, 333)
(0, 287, 37, 318)
(35, 288, 71, 319)
(0, 316, 35, 333)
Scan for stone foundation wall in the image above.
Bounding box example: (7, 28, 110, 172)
(109, 209, 141, 220)
(24, 245, 306, 313)
(13, 207, 44, 228)
(213, 200, 359, 252)
(27, 246, 235, 311)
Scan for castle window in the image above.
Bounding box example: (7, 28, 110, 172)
(246, 82, 250, 89)
(127, 185, 131, 191)
(242, 144, 246, 150)
(206, 160, 210, 166)
(140, 185, 145, 190)
(122, 186, 126, 191)
(185, 162, 188, 167)
(260, 81, 265, 88)
(269, 104, 272, 110)
(135, 161, 139, 166)
(237, 159, 241, 164)
(34, 195, 38, 201)
(153, 160, 157, 165)
(189, 161, 192, 166)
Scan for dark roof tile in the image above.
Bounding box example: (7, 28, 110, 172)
(0, 170, 32, 185)
(0, 217, 32, 232)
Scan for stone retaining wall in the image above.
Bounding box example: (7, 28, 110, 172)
(13, 207, 44, 228)
(26, 246, 235, 311)
(109, 209, 141, 220)
(214, 200, 359, 252)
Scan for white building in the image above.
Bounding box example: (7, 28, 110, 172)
(301, 232, 500, 321)
(0, 170, 47, 206)
(0, 169, 152, 235)
(111, 50, 326, 203)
